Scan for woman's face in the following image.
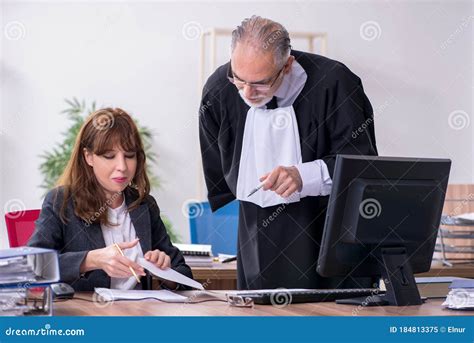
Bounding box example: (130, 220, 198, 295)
(84, 145, 137, 198)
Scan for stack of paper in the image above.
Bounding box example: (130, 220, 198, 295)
(174, 244, 212, 256)
(441, 213, 474, 225)
(454, 213, 474, 224)
(0, 247, 59, 316)
(174, 243, 214, 267)
(0, 288, 29, 316)
(0, 247, 60, 286)
(416, 277, 468, 298)
(442, 279, 474, 310)
(181, 256, 214, 267)
(0, 256, 36, 284)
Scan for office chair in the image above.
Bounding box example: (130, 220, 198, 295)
(5, 209, 41, 247)
(188, 200, 239, 255)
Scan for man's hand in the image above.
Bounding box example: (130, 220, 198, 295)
(260, 166, 302, 198)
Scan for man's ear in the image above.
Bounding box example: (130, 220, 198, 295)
(284, 55, 295, 74)
(83, 148, 94, 167)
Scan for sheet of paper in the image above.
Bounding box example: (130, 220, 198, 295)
(455, 212, 474, 222)
(137, 257, 204, 290)
(94, 288, 188, 302)
(415, 277, 465, 284)
(442, 289, 474, 310)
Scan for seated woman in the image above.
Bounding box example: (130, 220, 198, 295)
(29, 108, 192, 291)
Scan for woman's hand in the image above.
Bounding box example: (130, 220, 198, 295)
(81, 239, 146, 278)
(144, 249, 171, 269)
(144, 249, 177, 290)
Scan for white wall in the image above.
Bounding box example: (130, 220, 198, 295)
(1, 0, 472, 249)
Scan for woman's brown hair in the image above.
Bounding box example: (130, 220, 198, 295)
(57, 108, 150, 226)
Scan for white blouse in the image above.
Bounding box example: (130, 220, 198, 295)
(100, 196, 144, 290)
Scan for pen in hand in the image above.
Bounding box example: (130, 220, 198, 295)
(114, 243, 141, 283)
(247, 182, 265, 197)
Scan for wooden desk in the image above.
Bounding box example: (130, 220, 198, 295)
(192, 262, 238, 290)
(192, 262, 474, 290)
(53, 291, 471, 316)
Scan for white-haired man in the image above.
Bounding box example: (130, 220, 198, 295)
(199, 16, 377, 290)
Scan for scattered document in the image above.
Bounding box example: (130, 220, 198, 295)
(442, 290, 474, 310)
(137, 257, 204, 290)
(94, 288, 188, 302)
(0, 247, 59, 286)
(442, 279, 474, 310)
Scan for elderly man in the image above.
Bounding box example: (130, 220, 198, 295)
(199, 16, 377, 290)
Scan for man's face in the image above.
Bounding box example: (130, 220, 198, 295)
(230, 43, 290, 107)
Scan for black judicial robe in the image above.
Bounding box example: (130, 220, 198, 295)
(199, 50, 378, 290)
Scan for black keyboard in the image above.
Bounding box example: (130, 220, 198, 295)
(235, 288, 380, 305)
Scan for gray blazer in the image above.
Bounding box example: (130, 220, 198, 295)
(28, 187, 192, 291)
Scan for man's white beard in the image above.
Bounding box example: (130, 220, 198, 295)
(239, 90, 273, 108)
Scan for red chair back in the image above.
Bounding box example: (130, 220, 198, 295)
(5, 210, 41, 247)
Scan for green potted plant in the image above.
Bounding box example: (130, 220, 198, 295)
(39, 98, 179, 242)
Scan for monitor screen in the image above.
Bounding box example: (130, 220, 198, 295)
(317, 155, 451, 306)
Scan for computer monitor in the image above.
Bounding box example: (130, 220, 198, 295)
(317, 155, 451, 306)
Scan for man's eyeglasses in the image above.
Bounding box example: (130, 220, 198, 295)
(227, 62, 285, 93)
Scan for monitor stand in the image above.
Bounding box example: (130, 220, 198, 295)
(336, 247, 423, 306)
